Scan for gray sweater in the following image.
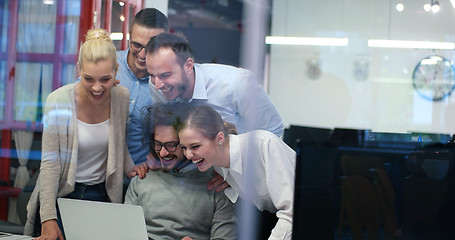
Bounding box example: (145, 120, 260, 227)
(125, 165, 237, 240)
(24, 83, 134, 235)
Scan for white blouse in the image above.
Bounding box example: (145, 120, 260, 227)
(215, 130, 296, 240)
(76, 119, 109, 184)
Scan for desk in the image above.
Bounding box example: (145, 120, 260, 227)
(0, 187, 21, 221)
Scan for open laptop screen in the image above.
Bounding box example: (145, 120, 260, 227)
(57, 198, 148, 240)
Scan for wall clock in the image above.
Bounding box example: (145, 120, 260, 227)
(412, 55, 455, 101)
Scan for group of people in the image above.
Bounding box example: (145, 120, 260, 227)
(24, 7, 296, 240)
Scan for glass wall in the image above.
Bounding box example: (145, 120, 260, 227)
(268, 0, 455, 136)
(0, 0, 80, 129)
(0, 1, 9, 122)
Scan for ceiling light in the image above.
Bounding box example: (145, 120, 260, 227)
(396, 3, 404, 12)
(420, 58, 439, 65)
(451, 0, 455, 8)
(265, 36, 349, 46)
(424, 3, 431, 11)
(110, 32, 123, 41)
(431, 0, 440, 13)
(368, 39, 455, 50)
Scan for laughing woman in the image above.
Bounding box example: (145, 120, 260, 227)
(24, 29, 146, 240)
(177, 105, 296, 240)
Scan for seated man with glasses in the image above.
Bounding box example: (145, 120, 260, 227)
(124, 103, 237, 240)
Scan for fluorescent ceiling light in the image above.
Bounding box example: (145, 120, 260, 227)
(368, 39, 455, 50)
(451, 0, 455, 8)
(110, 32, 123, 41)
(265, 36, 349, 46)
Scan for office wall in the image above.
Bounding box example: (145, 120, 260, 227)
(269, 0, 455, 134)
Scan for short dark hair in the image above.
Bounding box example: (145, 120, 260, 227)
(145, 32, 194, 66)
(131, 8, 169, 33)
(140, 102, 191, 157)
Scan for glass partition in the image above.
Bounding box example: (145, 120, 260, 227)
(0, 61, 5, 120)
(16, 0, 56, 54)
(0, 1, 8, 52)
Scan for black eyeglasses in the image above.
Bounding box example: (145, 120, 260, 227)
(151, 140, 179, 153)
(130, 41, 145, 51)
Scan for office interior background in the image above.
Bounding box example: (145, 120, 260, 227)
(1, 0, 455, 239)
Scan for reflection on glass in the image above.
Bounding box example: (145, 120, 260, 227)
(100, 0, 106, 30)
(62, 63, 77, 86)
(63, 0, 81, 55)
(128, 5, 134, 30)
(111, 1, 124, 50)
(0, 61, 5, 120)
(0, 1, 9, 52)
(16, 0, 57, 54)
(14, 62, 52, 123)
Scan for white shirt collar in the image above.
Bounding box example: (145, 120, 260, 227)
(190, 64, 208, 101)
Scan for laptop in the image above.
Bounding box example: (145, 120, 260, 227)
(0, 232, 34, 240)
(57, 198, 148, 240)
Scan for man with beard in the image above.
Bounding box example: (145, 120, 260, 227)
(124, 103, 237, 240)
(145, 32, 284, 138)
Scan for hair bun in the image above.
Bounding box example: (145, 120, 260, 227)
(85, 28, 112, 43)
(224, 121, 238, 135)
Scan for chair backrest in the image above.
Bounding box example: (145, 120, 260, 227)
(340, 175, 380, 240)
(17, 170, 39, 225)
(369, 168, 398, 240)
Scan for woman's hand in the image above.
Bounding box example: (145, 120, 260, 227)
(34, 219, 64, 240)
(127, 162, 148, 179)
(207, 170, 230, 192)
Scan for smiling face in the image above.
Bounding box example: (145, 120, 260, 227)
(178, 127, 224, 172)
(79, 59, 117, 105)
(153, 125, 186, 170)
(146, 47, 195, 101)
(127, 24, 164, 79)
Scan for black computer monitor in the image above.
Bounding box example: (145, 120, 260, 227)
(284, 125, 333, 150)
(288, 125, 337, 239)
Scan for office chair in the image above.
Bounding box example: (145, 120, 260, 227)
(338, 175, 380, 240)
(0, 170, 39, 234)
(370, 168, 399, 240)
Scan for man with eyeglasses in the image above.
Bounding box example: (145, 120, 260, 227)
(117, 8, 228, 193)
(116, 8, 169, 165)
(124, 103, 237, 240)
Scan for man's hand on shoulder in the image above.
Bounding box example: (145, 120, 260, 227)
(127, 162, 148, 179)
(208, 170, 230, 192)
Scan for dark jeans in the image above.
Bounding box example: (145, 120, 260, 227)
(34, 182, 109, 238)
